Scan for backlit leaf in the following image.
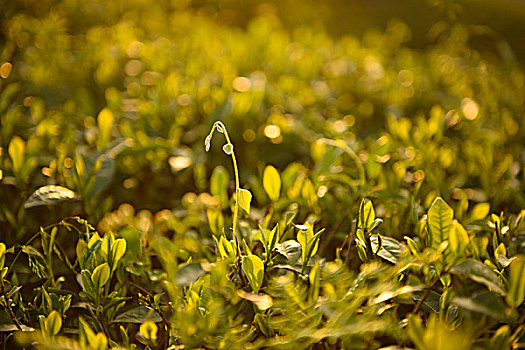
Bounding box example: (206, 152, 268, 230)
(91, 263, 110, 290)
(242, 254, 264, 293)
(451, 259, 505, 295)
(25, 185, 78, 209)
(506, 255, 525, 308)
(238, 188, 252, 214)
(45, 310, 62, 336)
(427, 197, 453, 248)
(8, 135, 25, 174)
(263, 165, 281, 201)
(358, 199, 375, 229)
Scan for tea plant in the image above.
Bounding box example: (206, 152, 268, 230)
(1, 0, 525, 348)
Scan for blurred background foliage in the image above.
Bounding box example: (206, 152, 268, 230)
(0, 0, 524, 252)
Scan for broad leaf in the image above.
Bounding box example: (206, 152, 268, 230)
(91, 263, 110, 290)
(427, 197, 453, 248)
(110, 238, 126, 272)
(112, 306, 162, 323)
(238, 188, 252, 214)
(45, 310, 62, 336)
(97, 107, 114, 150)
(218, 235, 235, 260)
(358, 199, 375, 229)
(242, 254, 264, 293)
(175, 263, 205, 286)
(448, 220, 469, 255)
(453, 291, 507, 320)
(506, 255, 525, 308)
(25, 185, 78, 209)
(274, 240, 302, 265)
(450, 259, 505, 295)
(263, 165, 281, 201)
(370, 235, 403, 264)
(8, 135, 25, 173)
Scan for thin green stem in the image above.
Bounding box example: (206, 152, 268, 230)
(206, 121, 242, 258)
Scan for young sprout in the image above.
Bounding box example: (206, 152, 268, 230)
(205, 121, 248, 257)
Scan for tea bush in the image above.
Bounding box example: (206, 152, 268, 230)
(1, 0, 525, 349)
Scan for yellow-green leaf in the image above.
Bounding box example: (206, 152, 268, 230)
(111, 238, 126, 272)
(218, 235, 235, 260)
(427, 197, 453, 248)
(238, 188, 252, 214)
(45, 310, 62, 336)
(8, 135, 25, 174)
(0, 242, 5, 257)
(92, 333, 108, 350)
(207, 209, 224, 235)
(297, 224, 318, 262)
(470, 202, 490, 221)
(263, 165, 281, 201)
(242, 254, 264, 293)
(78, 317, 96, 346)
(140, 320, 158, 341)
(97, 107, 114, 150)
(358, 199, 375, 229)
(506, 255, 525, 308)
(91, 263, 110, 290)
(448, 220, 469, 255)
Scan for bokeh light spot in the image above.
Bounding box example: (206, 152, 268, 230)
(264, 125, 281, 139)
(169, 156, 192, 171)
(0, 62, 12, 79)
(461, 98, 479, 120)
(124, 60, 143, 77)
(243, 129, 256, 142)
(233, 77, 251, 92)
(64, 157, 73, 169)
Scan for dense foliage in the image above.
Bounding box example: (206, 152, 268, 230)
(1, 1, 524, 349)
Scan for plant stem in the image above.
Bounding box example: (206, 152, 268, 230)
(210, 121, 242, 258)
(413, 274, 441, 313)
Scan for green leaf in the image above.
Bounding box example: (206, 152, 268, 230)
(470, 202, 490, 221)
(238, 188, 252, 214)
(80, 270, 96, 297)
(206, 209, 224, 236)
(450, 259, 505, 295)
(358, 199, 375, 230)
(45, 310, 62, 336)
(24, 185, 78, 209)
(140, 320, 158, 342)
(79, 317, 96, 346)
(427, 197, 453, 248)
(448, 220, 469, 255)
(112, 306, 162, 323)
(175, 263, 205, 286)
(274, 240, 302, 265)
(8, 135, 25, 174)
(356, 244, 368, 262)
(218, 235, 235, 260)
(263, 165, 281, 201)
(242, 255, 264, 293)
(506, 255, 525, 308)
(297, 225, 318, 262)
(110, 238, 126, 272)
(91, 333, 108, 350)
(370, 235, 403, 264)
(453, 291, 507, 320)
(91, 263, 110, 290)
(97, 107, 114, 150)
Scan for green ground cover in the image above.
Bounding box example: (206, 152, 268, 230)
(0, 1, 524, 348)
